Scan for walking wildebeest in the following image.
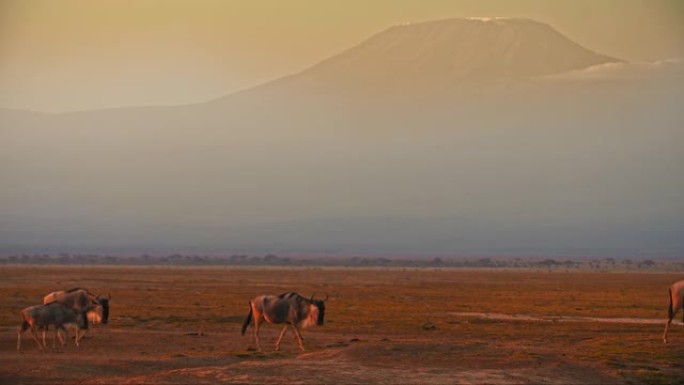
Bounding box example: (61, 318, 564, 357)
(17, 302, 89, 350)
(41, 304, 104, 345)
(663, 280, 684, 343)
(42, 288, 110, 343)
(43, 288, 110, 324)
(241, 292, 327, 351)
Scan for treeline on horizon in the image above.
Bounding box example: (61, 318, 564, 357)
(0, 253, 681, 271)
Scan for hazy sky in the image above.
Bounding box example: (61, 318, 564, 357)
(1, 0, 683, 112)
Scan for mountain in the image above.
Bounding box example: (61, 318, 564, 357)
(207, 18, 620, 108)
(295, 18, 619, 93)
(1, 19, 682, 257)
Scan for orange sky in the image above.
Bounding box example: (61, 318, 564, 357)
(1, 0, 683, 112)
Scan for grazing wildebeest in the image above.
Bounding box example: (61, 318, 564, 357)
(17, 302, 88, 350)
(663, 280, 684, 343)
(241, 292, 327, 351)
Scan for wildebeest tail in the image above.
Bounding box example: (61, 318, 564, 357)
(19, 319, 29, 332)
(241, 304, 253, 335)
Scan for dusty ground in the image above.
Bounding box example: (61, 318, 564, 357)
(0, 266, 682, 384)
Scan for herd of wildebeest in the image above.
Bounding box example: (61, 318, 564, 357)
(16, 288, 327, 352)
(15, 279, 684, 351)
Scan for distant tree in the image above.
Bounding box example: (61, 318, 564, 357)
(478, 258, 492, 267)
(263, 254, 280, 264)
(639, 259, 656, 269)
(537, 259, 559, 268)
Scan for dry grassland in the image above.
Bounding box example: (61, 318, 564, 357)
(0, 265, 682, 384)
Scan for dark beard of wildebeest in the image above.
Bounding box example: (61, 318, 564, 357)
(41, 288, 110, 342)
(663, 280, 684, 343)
(17, 302, 88, 350)
(241, 292, 327, 351)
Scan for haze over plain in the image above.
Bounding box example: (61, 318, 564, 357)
(1, 1, 683, 257)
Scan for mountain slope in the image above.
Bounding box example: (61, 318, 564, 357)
(226, 17, 620, 99)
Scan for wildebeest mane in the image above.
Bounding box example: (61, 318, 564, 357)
(278, 292, 299, 299)
(66, 287, 97, 299)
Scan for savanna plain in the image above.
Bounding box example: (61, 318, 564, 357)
(1, 265, 682, 384)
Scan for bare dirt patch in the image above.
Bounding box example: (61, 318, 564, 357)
(1, 266, 682, 384)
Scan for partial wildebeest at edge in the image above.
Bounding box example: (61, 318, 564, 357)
(17, 302, 89, 350)
(241, 292, 328, 351)
(42, 288, 110, 342)
(663, 280, 684, 343)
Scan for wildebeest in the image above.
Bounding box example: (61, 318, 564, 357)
(42, 304, 104, 345)
(41, 288, 110, 343)
(663, 280, 684, 343)
(43, 288, 110, 324)
(17, 302, 88, 350)
(241, 292, 327, 351)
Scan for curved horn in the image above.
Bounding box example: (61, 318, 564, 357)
(310, 292, 317, 301)
(323, 292, 329, 301)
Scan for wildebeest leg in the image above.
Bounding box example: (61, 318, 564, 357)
(275, 325, 289, 351)
(56, 326, 66, 346)
(17, 321, 30, 350)
(77, 326, 88, 340)
(74, 326, 81, 347)
(664, 288, 679, 343)
(28, 326, 44, 350)
(663, 318, 672, 344)
(253, 317, 262, 351)
(291, 325, 305, 351)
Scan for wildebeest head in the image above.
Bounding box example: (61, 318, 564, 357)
(95, 294, 110, 324)
(310, 293, 328, 325)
